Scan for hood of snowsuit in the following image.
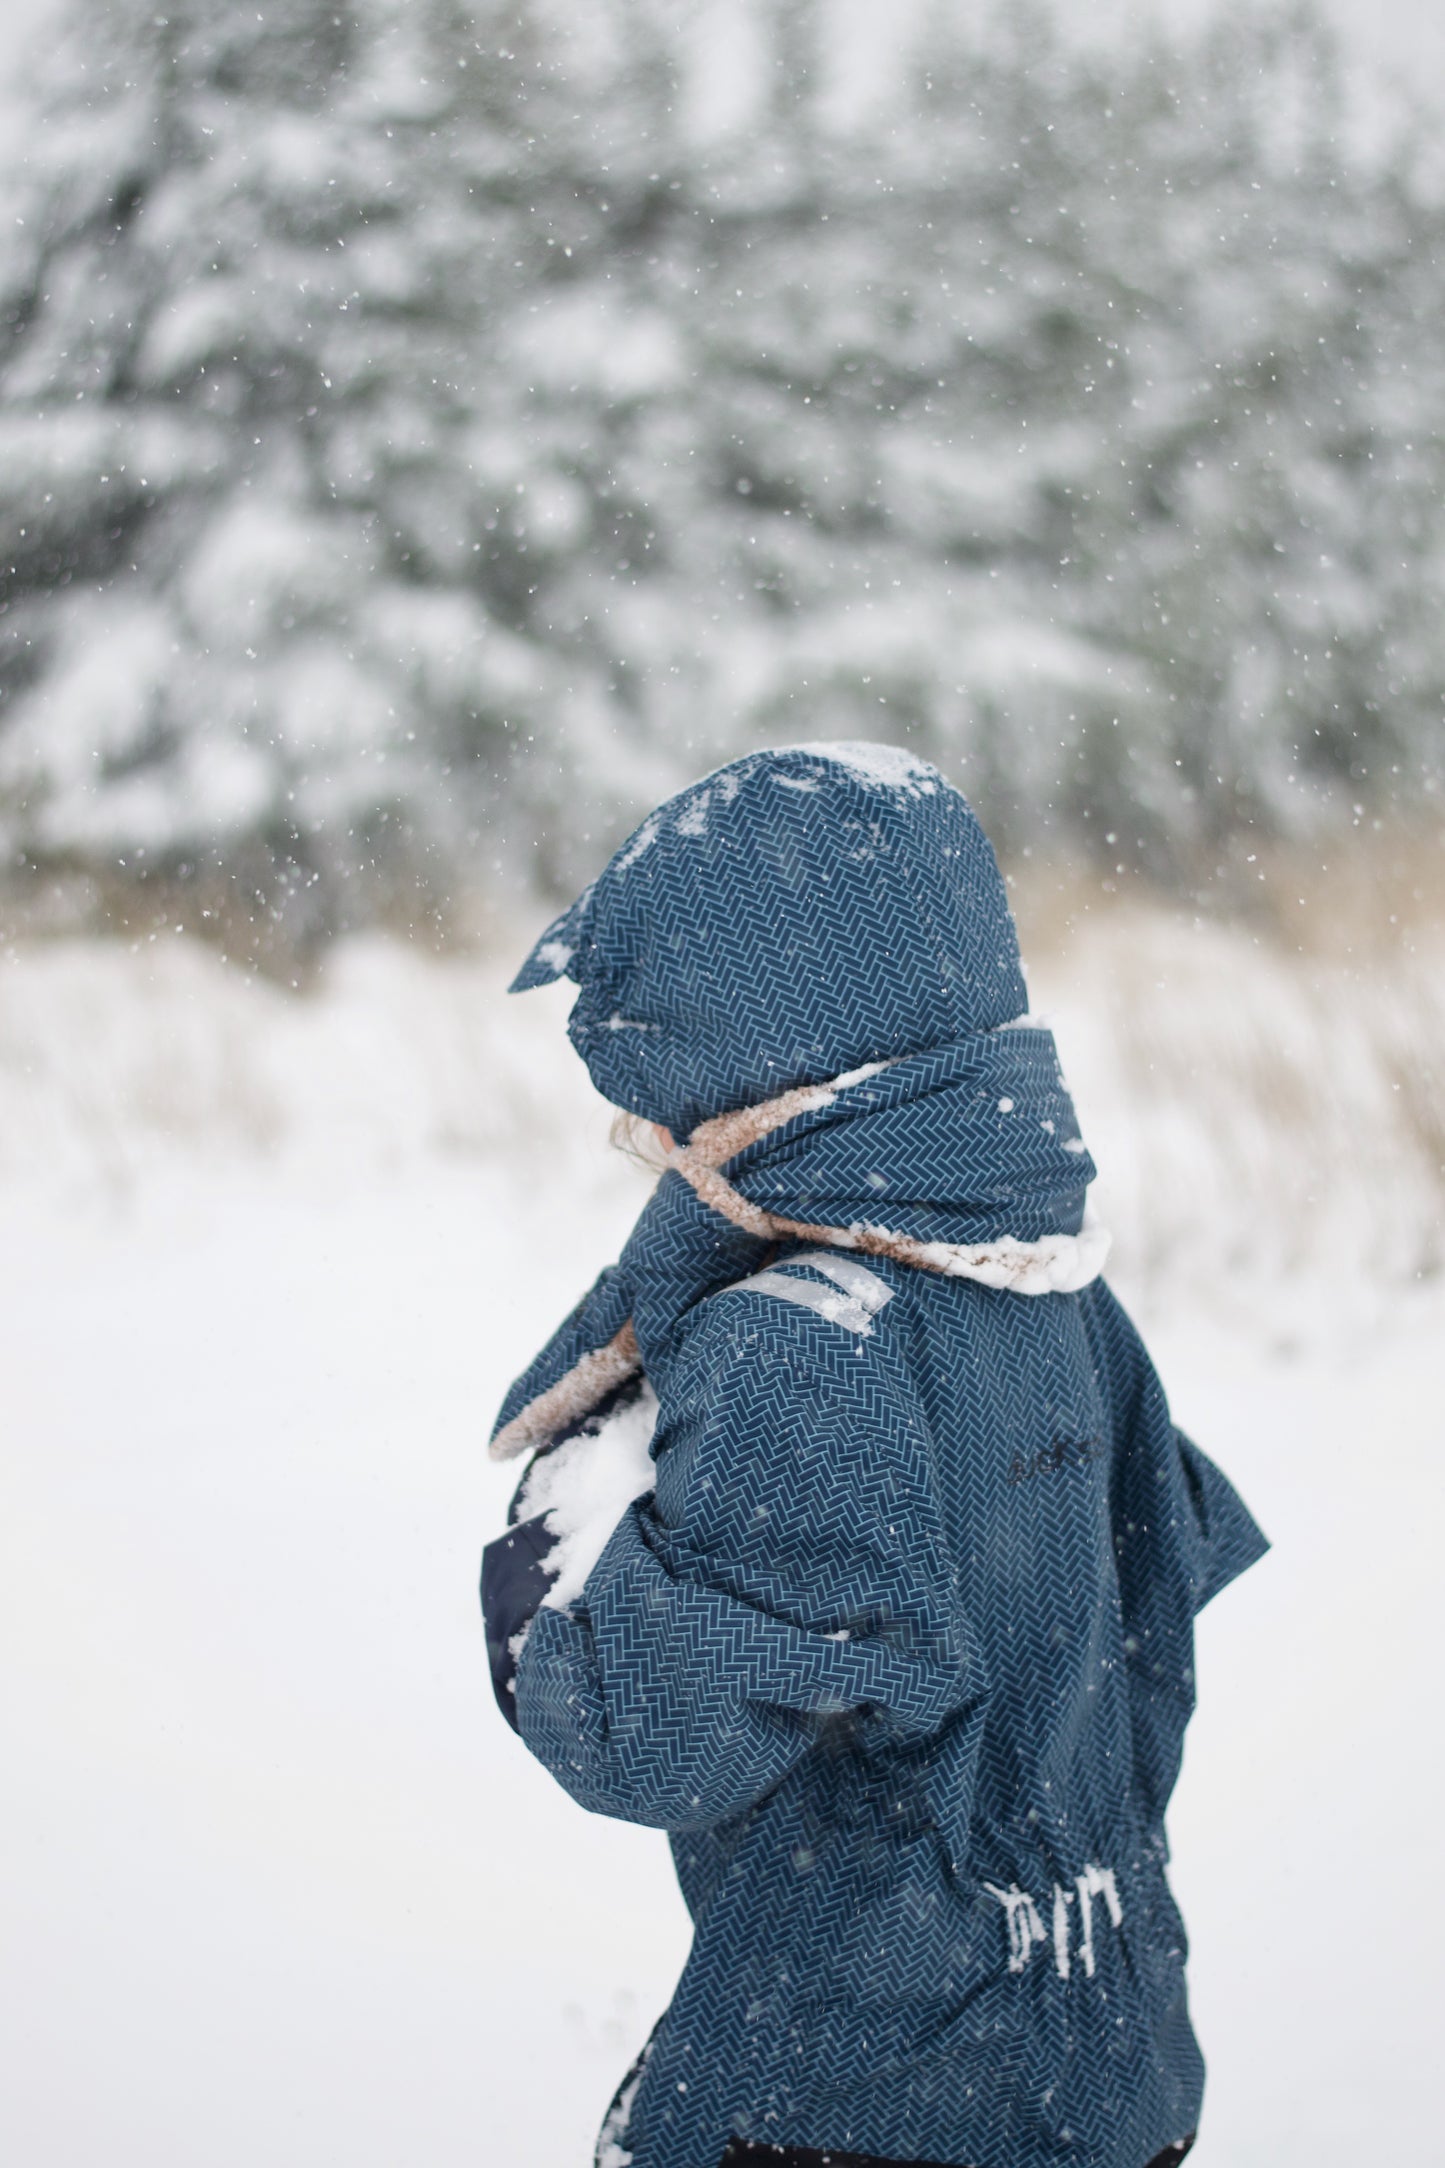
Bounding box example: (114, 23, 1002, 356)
(512, 740, 1032, 1137)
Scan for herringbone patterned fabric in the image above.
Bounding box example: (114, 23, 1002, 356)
(494, 748, 1267, 2168)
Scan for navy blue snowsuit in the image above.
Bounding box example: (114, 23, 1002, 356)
(482, 745, 1266, 2168)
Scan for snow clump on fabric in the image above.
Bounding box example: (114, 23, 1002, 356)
(513, 1384, 660, 1613)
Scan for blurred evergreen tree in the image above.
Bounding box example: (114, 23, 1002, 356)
(0, 0, 1439, 942)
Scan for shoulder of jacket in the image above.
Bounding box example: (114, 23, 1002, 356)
(656, 1256, 922, 1480)
(653, 1253, 908, 1430)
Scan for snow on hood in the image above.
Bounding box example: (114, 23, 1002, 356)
(509, 743, 1028, 1137)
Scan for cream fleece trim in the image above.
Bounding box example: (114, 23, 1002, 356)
(490, 1322, 641, 1463)
(667, 1144, 1110, 1295)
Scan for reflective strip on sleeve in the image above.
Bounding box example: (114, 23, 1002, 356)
(784, 1249, 894, 1317)
(718, 1251, 894, 1338)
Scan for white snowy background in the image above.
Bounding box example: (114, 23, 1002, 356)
(1, 2, 1443, 2165)
(3, 921, 1441, 2168)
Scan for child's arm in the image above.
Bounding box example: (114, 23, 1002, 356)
(511, 1299, 977, 1830)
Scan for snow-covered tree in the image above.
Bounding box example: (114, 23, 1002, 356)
(0, 0, 1440, 943)
(0, 0, 674, 934)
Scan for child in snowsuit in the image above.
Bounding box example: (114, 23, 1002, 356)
(482, 744, 1266, 2168)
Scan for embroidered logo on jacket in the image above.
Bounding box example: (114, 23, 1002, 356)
(1006, 1436, 1106, 1484)
(984, 1863, 1123, 1979)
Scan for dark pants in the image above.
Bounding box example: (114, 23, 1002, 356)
(717, 2142, 1196, 2168)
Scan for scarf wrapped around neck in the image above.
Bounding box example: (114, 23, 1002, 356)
(490, 1022, 1107, 1462)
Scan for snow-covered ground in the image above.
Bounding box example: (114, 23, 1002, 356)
(2, 931, 1442, 2166)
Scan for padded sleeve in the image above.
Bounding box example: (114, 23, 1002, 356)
(512, 1297, 980, 1830)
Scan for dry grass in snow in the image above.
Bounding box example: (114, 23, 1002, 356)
(2, 901, 1440, 1327)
